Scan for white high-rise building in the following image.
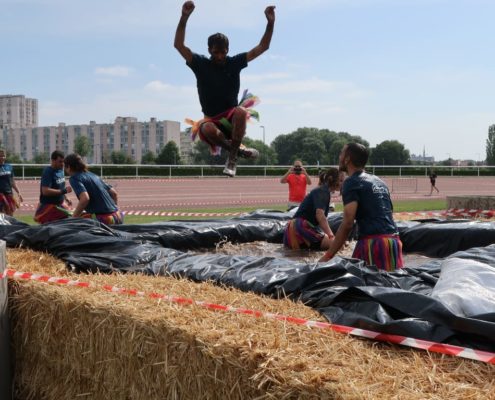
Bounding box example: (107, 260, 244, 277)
(0, 95, 38, 129)
(1, 116, 180, 163)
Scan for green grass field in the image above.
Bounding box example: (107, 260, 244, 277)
(15, 199, 447, 225)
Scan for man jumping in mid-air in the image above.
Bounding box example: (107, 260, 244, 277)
(174, 1, 275, 177)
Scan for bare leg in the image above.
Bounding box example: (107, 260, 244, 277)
(223, 107, 248, 177)
(199, 122, 232, 151)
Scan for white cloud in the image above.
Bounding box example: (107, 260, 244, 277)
(144, 80, 173, 92)
(94, 66, 133, 77)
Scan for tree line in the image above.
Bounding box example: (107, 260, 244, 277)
(191, 127, 410, 166)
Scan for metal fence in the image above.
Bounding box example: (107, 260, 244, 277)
(11, 164, 495, 180)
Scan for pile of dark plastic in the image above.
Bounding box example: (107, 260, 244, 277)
(1, 210, 494, 352)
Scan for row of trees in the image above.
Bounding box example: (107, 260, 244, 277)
(190, 127, 410, 166)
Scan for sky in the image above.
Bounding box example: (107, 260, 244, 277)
(1, 0, 494, 161)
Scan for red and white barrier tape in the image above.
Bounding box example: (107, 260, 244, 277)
(2, 268, 494, 364)
(123, 211, 242, 217)
(445, 208, 495, 218)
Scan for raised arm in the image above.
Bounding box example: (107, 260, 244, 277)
(301, 166, 312, 185)
(174, 1, 195, 64)
(280, 166, 293, 183)
(246, 6, 276, 63)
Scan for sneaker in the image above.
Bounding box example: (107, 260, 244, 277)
(238, 146, 259, 159)
(222, 159, 237, 177)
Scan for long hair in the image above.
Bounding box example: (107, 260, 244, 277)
(64, 153, 88, 173)
(318, 167, 340, 190)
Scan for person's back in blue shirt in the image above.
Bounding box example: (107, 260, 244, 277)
(69, 171, 117, 214)
(294, 185, 331, 226)
(341, 171, 398, 237)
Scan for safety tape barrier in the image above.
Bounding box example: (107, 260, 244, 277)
(17, 204, 495, 219)
(2, 268, 494, 365)
(123, 211, 242, 217)
(445, 208, 495, 218)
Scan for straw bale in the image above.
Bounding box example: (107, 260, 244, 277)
(6, 248, 495, 400)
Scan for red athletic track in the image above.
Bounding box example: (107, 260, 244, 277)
(15, 176, 495, 215)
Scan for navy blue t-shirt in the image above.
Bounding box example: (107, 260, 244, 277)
(40, 166, 66, 205)
(69, 171, 117, 214)
(294, 185, 331, 226)
(342, 171, 398, 238)
(0, 164, 14, 194)
(187, 52, 248, 117)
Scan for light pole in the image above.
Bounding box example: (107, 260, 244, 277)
(260, 125, 266, 165)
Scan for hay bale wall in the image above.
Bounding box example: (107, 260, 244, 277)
(447, 196, 495, 210)
(0, 241, 12, 398)
(7, 249, 495, 400)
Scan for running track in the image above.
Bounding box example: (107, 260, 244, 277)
(15, 176, 495, 215)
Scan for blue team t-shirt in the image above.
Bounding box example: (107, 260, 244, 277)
(0, 164, 14, 194)
(69, 171, 117, 214)
(342, 171, 398, 238)
(40, 166, 66, 205)
(293, 185, 331, 226)
(187, 52, 248, 117)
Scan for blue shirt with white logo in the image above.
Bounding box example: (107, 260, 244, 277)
(342, 171, 398, 238)
(0, 164, 14, 194)
(40, 166, 66, 205)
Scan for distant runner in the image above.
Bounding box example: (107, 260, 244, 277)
(429, 170, 440, 195)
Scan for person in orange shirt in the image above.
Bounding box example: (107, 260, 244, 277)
(280, 160, 312, 210)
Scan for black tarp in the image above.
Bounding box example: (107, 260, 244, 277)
(1, 211, 495, 352)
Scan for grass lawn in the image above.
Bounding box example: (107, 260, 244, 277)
(14, 199, 447, 225)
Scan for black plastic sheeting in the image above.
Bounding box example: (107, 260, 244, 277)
(1, 211, 495, 352)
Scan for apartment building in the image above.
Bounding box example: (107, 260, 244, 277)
(179, 128, 194, 164)
(1, 116, 180, 163)
(0, 95, 38, 129)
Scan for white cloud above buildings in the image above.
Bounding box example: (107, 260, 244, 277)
(94, 66, 133, 78)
